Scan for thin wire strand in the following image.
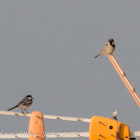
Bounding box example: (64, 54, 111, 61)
(1, 131, 140, 139)
(0, 132, 89, 139)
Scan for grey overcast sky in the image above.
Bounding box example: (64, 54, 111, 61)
(0, 0, 140, 139)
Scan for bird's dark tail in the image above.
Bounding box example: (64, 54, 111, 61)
(7, 105, 18, 111)
(94, 54, 101, 58)
(113, 116, 118, 121)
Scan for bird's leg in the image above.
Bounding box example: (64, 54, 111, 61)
(21, 109, 24, 113)
(25, 109, 28, 113)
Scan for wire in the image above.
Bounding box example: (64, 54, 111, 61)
(0, 132, 89, 139)
(108, 55, 140, 108)
(0, 110, 90, 122)
(1, 131, 140, 139)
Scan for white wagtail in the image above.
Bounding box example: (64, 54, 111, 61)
(7, 95, 34, 113)
(113, 110, 118, 120)
(95, 38, 116, 58)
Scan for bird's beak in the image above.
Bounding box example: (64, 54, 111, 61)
(32, 97, 34, 99)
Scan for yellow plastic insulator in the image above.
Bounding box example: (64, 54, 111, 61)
(89, 116, 130, 140)
(28, 111, 45, 140)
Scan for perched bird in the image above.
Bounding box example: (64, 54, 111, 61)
(113, 110, 118, 120)
(95, 38, 116, 58)
(7, 95, 34, 113)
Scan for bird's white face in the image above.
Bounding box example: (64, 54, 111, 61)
(113, 110, 118, 116)
(108, 41, 115, 46)
(111, 41, 115, 46)
(28, 97, 32, 100)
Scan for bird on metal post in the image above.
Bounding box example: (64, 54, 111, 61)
(95, 38, 116, 58)
(113, 110, 118, 120)
(7, 95, 34, 113)
(113, 110, 119, 140)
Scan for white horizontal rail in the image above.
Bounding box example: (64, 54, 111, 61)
(0, 132, 89, 139)
(0, 110, 90, 122)
(131, 131, 140, 137)
(0, 131, 140, 139)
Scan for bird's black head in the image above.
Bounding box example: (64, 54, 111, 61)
(26, 95, 34, 99)
(108, 38, 115, 48)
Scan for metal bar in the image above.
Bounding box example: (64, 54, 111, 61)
(108, 55, 140, 108)
(0, 110, 90, 122)
(131, 131, 140, 137)
(0, 132, 89, 139)
(0, 131, 140, 139)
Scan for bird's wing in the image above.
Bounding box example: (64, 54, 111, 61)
(100, 44, 108, 54)
(18, 97, 32, 106)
